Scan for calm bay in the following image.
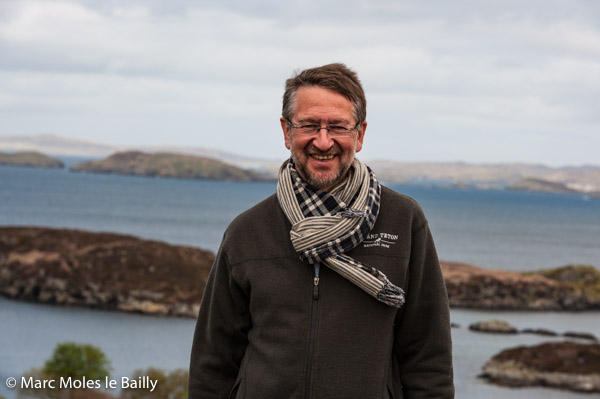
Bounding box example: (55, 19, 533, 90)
(1, 161, 599, 398)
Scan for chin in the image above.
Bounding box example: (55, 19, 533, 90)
(305, 170, 343, 189)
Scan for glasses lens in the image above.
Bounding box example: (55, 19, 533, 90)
(329, 126, 350, 135)
(290, 122, 356, 136)
(297, 125, 318, 134)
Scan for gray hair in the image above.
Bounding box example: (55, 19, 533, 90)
(282, 63, 366, 123)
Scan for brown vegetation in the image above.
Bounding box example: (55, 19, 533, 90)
(0, 227, 213, 317)
(481, 342, 600, 393)
(441, 261, 600, 310)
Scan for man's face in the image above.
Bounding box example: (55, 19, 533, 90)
(281, 86, 366, 191)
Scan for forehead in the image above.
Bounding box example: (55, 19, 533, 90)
(294, 86, 354, 121)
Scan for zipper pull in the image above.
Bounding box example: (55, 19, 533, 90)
(313, 263, 320, 300)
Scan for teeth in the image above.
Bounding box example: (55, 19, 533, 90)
(312, 154, 334, 160)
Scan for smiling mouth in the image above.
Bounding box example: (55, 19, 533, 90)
(311, 154, 335, 161)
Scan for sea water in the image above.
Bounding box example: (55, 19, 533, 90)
(1, 163, 599, 399)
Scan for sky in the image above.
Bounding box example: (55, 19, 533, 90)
(1, 0, 599, 166)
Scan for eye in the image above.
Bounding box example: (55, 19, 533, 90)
(330, 126, 350, 133)
(300, 124, 319, 129)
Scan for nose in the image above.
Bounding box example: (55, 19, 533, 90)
(312, 127, 334, 150)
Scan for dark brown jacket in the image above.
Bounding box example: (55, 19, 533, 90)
(189, 186, 454, 398)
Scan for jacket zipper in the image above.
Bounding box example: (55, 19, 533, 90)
(305, 262, 320, 399)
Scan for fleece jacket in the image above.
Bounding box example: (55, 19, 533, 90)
(189, 186, 454, 399)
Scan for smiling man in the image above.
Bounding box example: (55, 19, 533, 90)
(189, 63, 454, 399)
(281, 84, 366, 191)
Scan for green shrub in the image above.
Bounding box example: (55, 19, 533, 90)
(43, 342, 112, 381)
(18, 342, 113, 399)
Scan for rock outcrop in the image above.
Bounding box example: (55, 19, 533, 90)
(467, 320, 597, 340)
(520, 328, 559, 337)
(469, 319, 518, 334)
(0, 151, 64, 168)
(441, 261, 600, 310)
(481, 341, 600, 393)
(0, 227, 214, 317)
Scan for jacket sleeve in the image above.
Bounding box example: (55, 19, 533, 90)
(188, 241, 251, 399)
(394, 222, 454, 398)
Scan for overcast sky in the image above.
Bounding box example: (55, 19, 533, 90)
(1, 0, 599, 166)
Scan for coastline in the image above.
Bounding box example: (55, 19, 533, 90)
(2, 226, 599, 398)
(2, 227, 599, 317)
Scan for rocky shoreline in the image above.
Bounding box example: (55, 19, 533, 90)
(3, 227, 599, 394)
(2, 228, 600, 317)
(0, 227, 213, 317)
(480, 341, 600, 393)
(468, 319, 597, 341)
(441, 261, 600, 310)
(466, 320, 599, 393)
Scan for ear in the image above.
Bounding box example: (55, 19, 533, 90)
(355, 121, 367, 153)
(281, 117, 291, 150)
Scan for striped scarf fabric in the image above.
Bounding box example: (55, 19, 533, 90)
(276, 158, 405, 308)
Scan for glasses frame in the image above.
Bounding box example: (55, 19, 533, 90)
(285, 119, 360, 137)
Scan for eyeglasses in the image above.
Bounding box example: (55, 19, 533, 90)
(286, 119, 360, 137)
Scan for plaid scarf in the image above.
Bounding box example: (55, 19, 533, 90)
(276, 158, 405, 308)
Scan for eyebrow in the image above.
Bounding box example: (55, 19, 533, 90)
(297, 118, 352, 125)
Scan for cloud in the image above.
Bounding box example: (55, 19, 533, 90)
(1, 0, 599, 165)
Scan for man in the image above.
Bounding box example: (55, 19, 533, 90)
(189, 63, 454, 398)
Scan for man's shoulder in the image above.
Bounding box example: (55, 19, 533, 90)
(380, 185, 425, 214)
(225, 194, 290, 244)
(229, 193, 281, 229)
(221, 193, 292, 262)
(379, 185, 428, 228)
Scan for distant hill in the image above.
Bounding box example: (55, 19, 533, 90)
(0, 134, 280, 170)
(0, 151, 64, 168)
(2, 134, 600, 197)
(508, 178, 579, 194)
(368, 160, 600, 197)
(507, 177, 600, 199)
(70, 151, 268, 181)
(0, 134, 117, 157)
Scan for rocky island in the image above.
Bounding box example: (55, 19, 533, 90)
(468, 319, 518, 334)
(0, 151, 64, 168)
(441, 261, 600, 310)
(1, 229, 599, 316)
(4, 135, 600, 197)
(481, 341, 600, 393)
(70, 151, 268, 181)
(467, 319, 597, 340)
(0, 226, 213, 317)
